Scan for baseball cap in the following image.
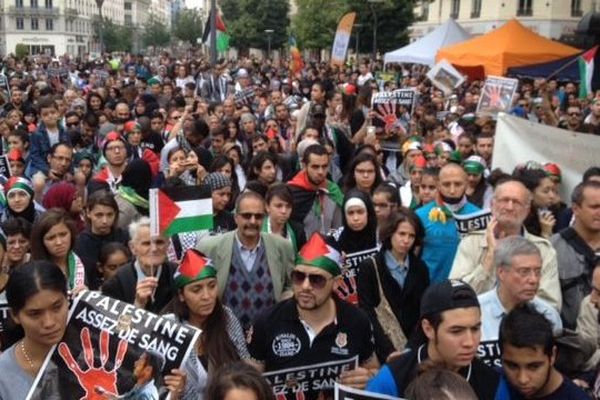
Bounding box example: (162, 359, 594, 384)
(420, 280, 480, 318)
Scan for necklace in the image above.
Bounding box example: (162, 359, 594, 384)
(20, 340, 35, 371)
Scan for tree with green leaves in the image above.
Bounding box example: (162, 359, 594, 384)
(93, 17, 133, 52)
(172, 8, 204, 46)
(142, 15, 171, 49)
(292, 0, 347, 51)
(220, 0, 289, 55)
(345, 0, 413, 56)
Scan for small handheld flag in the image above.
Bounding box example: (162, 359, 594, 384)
(149, 185, 213, 237)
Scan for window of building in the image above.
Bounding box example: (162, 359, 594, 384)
(471, 0, 481, 18)
(517, 0, 533, 16)
(124, 2, 131, 10)
(421, 1, 429, 20)
(31, 0, 38, 8)
(45, 0, 52, 8)
(46, 18, 53, 30)
(31, 17, 39, 30)
(124, 14, 132, 25)
(450, 0, 460, 19)
(16, 17, 24, 29)
(571, 0, 582, 16)
(15, 0, 23, 8)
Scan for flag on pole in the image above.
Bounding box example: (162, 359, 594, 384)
(289, 36, 304, 74)
(331, 12, 356, 67)
(149, 186, 213, 237)
(202, 9, 230, 53)
(578, 46, 598, 99)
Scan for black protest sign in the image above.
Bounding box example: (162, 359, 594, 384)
(263, 356, 358, 400)
(26, 291, 200, 400)
(234, 87, 256, 107)
(477, 76, 518, 116)
(0, 155, 11, 178)
(334, 383, 403, 400)
(454, 209, 492, 237)
(371, 90, 415, 135)
(334, 247, 379, 304)
(477, 340, 502, 368)
(0, 299, 11, 351)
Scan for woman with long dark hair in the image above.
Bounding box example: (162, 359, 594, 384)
(205, 361, 275, 400)
(357, 209, 430, 363)
(343, 153, 383, 195)
(74, 190, 129, 290)
(164, 249, 249, 399)
(30, 209, 87, 292)
(0, 261, 69, 399)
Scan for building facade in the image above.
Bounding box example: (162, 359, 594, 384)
(411, 0, 597, 41)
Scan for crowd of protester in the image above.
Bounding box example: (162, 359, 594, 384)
(0, 49, 598, 399)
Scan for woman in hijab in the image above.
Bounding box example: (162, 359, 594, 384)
(330, 189, 379, 305)
(42, 182, 85, 232)
(0, 177, 45, 224)
(114, 159, 152, 230)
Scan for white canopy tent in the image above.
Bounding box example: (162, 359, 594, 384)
(384, 19, 471, 66)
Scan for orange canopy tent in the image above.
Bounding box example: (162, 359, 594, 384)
(436, 19, 580, 77)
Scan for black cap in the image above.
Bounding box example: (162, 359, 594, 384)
(420, 280, 480, 318)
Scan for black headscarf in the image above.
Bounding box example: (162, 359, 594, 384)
(121, 159, 152, 216)
(337, 189, 378, 254)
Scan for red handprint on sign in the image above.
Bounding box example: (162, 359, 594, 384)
(484, 85, 504, 109)
(58, 327, 128, 400)
(373, 102, 399, 133)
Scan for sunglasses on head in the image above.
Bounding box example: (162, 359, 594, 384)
(291, 270, 330, 289)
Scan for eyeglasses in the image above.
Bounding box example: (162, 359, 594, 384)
(105, 144, 125, 152)
(569, 112, 581, 117)
(291, 270, 331, 289)
(237, 212, 264, 220)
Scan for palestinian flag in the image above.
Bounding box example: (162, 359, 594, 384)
(579, 46, 598, 99)
(202, 9, 230, 53)
(149, 186, 213, 237)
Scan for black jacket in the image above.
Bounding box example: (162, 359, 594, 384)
(74, 227, 130, 290)
(102, 261, 176, 314)
(357, 251, 430, 362)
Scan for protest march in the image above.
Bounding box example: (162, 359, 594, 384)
(0, 3, 599, 400)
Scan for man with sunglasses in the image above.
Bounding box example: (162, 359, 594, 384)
(559, 106, 585, 133)
(247, 232, 379, 397)
(196, 190, 295, 327)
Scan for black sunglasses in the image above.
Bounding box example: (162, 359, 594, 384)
(291, 270, 330, 289)
(237, 212, 264, 220)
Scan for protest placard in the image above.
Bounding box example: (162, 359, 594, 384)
(0, 297, 11, 351)
(426, 59, 465, 95)
(234, 87, 256, 107)
(26, 291, 200, 400)
(454, 209, 492, 237)
(334, 383, 403, 400)
(334, 246, 379, 304)
(371, 89, 415, 135)
(0, 155, 12, 179)
(263, 356, 358, 400)
(477, 76, 519, 116)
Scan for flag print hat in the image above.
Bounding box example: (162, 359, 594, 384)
(463, 155, 486, 175)
(123, 121, 141, 136)
(295, 233, 342, 277)
(4, 176, 34, 198)
(174, 249, 217, 289)
(543, 163, 561, 183)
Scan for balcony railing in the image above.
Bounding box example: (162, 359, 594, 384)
(64, 7, 78, 16)
(517, 8, 533, 16)
(8, 6, 60, 15)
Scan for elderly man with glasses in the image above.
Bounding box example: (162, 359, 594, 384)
(196, 190, 295, 327)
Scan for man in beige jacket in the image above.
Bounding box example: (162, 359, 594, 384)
(449, 179, 562, 310)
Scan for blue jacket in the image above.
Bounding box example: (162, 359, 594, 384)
(29, 123, 70, 176)
(415, 200, 480, 283)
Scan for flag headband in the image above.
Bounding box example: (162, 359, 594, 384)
(295, 233, 342, 277)
(174, 249, 217, 289)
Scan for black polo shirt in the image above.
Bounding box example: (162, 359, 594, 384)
(248, 297, 375, 371)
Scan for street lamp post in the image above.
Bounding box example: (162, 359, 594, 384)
(264, 29, 274, 59)
(95, 0, 104, 53)
(368, 0, 384, 62)
(354, 23, 363, 61)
